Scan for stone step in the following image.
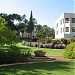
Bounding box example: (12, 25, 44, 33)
(28, 56, 55, 62)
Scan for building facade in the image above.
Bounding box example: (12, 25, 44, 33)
(55, 13, 75, 39)
(20, 26, 38, 38)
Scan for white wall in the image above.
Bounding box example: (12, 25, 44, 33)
(55, 13, 75, 39)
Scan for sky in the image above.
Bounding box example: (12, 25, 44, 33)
(0, 0, 74, 28)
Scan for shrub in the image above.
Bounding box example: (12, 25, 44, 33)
(70, 38, 75, 42)
(43, 44, 48, 48)
(31, 43, 37, 47)
(37, 38, 45, 43)
(39, 44, 43, 48)
(20, 37, 32, 42)
(54, 44, 58, 49)
(49, 43, 54, 48)
(61, 44, 66, 49)
(61, 38, 68, 45)
(64, 42, 75, 59)
(0, 45, 31, 64)
(32, 38, 38, 42)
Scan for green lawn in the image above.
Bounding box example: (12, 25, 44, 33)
(17, 43, 64, 56)
(0, 43, 75, 75)
(0, 61, 75, 75)
(0, 43, 64, 56)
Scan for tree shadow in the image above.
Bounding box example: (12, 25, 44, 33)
(0, 46, 9, 51)
(0, 61, 75, 75)
(0, 45, 31, 52)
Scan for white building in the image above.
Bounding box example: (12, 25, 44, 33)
(55, 13, 75, 39)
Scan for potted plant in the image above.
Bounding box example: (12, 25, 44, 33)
(34, 50, 46, 57)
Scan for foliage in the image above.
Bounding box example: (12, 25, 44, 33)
(27, 11, 34, 37)
(37, 29, 46, 38)
(37, 38, 45, 43)
(37, 25, 55, 38)
(61, 38, 68, 45)
(70, 38, 75, 42)
(45, 37, 53, 43)
(0, 16, 19, 46)
(0, 16, 7, 45)
(0, 13, 21, 30)
(0, 45, 31, 64)
(21, 37, 32, 42)
(64, 42, 75, 59)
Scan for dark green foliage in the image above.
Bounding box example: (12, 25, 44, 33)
(37, 25, 55, 38)
(26, 11, 34, 37)
(61, 38, 68, 45)
(0, 13, 21, 30)
(64, 42, 75, 59)
(39, 44, 44, 48)
(0, 45, 31, 64)
(21, 37, 32, 42)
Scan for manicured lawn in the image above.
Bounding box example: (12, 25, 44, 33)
(0, 61, 75, 75)
(0, 43, 75, 75)
(0, 43, 64, 56)
(17, 43, 64, 56)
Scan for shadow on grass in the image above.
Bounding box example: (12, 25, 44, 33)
(0, 45, 31, 52)
(0, 61, 74, 75)
(0, 46, 9, 51)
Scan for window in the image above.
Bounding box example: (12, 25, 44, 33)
(65, 27, 69, 32)
(72, 27, 75, 32)
(72, 18, 75, 23)
(62, 19, 64, 23)
(60, 28, 62, 33)
(65, 18, 69, 23)
(63, 28, 64, 32)
(56, 30, 59, 35)
(56, 23, 58, 28)
(60, 20, 62, 25)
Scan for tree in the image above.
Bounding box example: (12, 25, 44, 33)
(0, 13, 21, 30)
(50, 28, 55, 38)
(0, 16, 18, 46)
(27, 10, 34, 38)
(35, 24, 42, 31)
(37, 24, 55, 38)
(37, 29, 46, 38)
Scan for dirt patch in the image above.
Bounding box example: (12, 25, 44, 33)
(48, 56, 72, 62)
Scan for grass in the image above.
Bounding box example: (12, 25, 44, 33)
(0, 43, 64, 56)
(16, 43, 64, 56)
(0, 61, 75, 75)
(0, 43, 75, 75)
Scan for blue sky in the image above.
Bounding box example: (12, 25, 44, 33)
(0, 0, 74, 28)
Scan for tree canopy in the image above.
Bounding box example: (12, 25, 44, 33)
(0, 16, 18, 46)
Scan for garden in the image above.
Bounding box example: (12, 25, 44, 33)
(0, 14, 75, 75)
(0, 43, 75, 75)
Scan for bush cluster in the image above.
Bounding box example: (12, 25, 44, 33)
(0, 45, 31, 64)
(64, 42, 75, 59)
(23, 41, 66, 49)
